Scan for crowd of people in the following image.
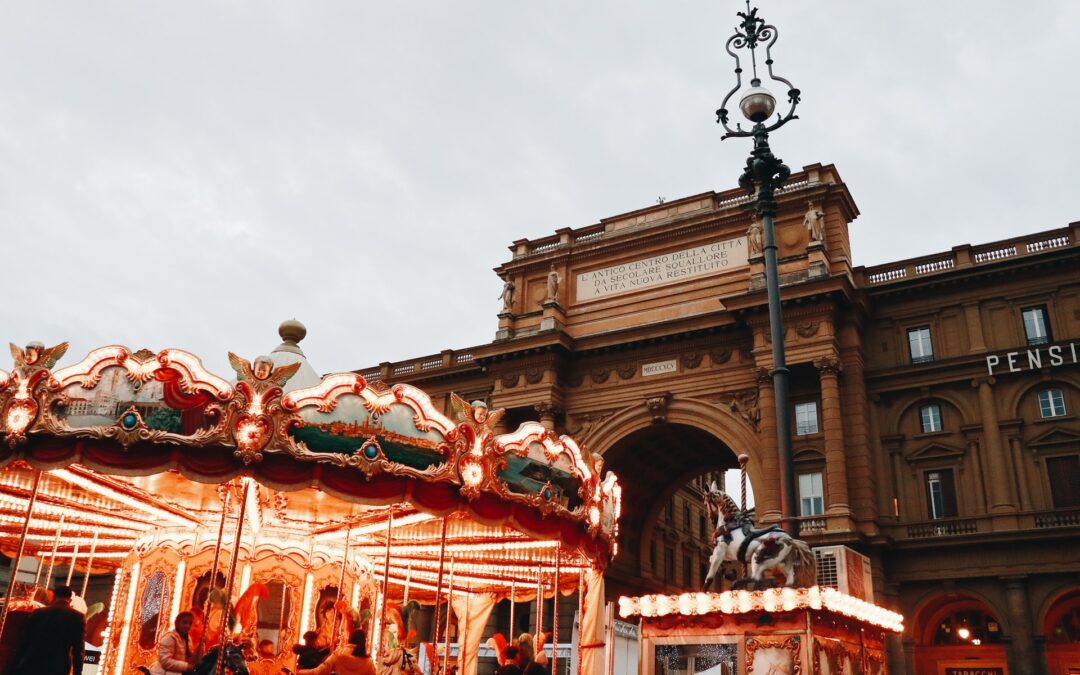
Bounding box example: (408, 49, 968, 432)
(7, 594, 548, 675)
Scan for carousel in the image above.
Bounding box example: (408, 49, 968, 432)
(0, 321, 620, 675)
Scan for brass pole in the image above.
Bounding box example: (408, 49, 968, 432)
(80, 530, 99, 598)
(442, 558, 455, 675)
(431, 516, 449, 665)
(0, 469, 42, 637)
(329, 524, 353, 652)
(551, 544, 560, 675)
(64, 543, 79, 587)
(377, 511, 394, 658)
(509, 579, 516, 643)
(215, 479, 250, 675)
(43, 514, 65, 590)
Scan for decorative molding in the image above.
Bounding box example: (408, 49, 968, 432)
(590, 367, 611, 384)
(710, 347, 733, 365)
(813, 356, 842, 377)
(680, 351, 704, 370)
(725, 389, 761, 431)
(524, 367, 545, 385)
(796, 320, 821, 338)
(500, 372, 520, 389)
(616, 363, 636, 380)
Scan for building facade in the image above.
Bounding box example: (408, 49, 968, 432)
(358, 164, 1080, 675)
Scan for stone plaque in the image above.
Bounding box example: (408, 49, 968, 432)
(641, 360, 677, 377)
(575, 237, 748, 302)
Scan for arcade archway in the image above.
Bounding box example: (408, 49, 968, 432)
(598, 422, 753, 599)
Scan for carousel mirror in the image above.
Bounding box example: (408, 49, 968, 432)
(138, 570, 171, 650)
(313, 585, 340, 648)
(256, 579, 293, 654)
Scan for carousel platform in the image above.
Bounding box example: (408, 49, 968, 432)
(620, 586, 903, 675)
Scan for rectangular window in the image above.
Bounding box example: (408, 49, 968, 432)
(795, 401, 819, 435)
(925, 469, 958, 519)
(798, 472, 824, 516)
(1047, 456, 1080, 508)
(1022, 306, 1051, 346)
(683, 556, 692, 587)
(699, 515, 707, 538)
(908, 326, 934, 364)
(664, 548, 675, 583)
(683, 504, 692, 531)
(666, 498, 674, 521)
(920, 404, 943, 433)
(1038, 388, 1067, 418)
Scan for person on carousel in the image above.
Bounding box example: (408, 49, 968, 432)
(148, 611, 201, 675)
(291, 630, 330, 669)
(245, 639, 277, 675)
(294, 629, 375, 675)
(515, 633, 547, 674)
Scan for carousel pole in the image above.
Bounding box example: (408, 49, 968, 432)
(442, 559, 455, 675)
(81, 530, 99, 598)
(739, 454, 750, 513)
(509, 579, 516, 641)
(577, 567, 585, 675)
(203, 486, 232, 617)
(376, 511, 393, 659)
(215, 479, 251, 675)
(0, 468, 42, 638)
(43, 514, 65, 590)
(462, 585, 470, 674)
(64, 542, 80, 587)
(403, 563, 411, 606)
(535, 567, 543, 649)
(330, 524, 354, 652)
(551, 544, 561, 675)
(431, 516, 450, 668)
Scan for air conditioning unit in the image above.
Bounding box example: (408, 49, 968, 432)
(813, 545, 873, 602)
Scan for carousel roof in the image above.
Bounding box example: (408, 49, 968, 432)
(0, 322, 621, 601)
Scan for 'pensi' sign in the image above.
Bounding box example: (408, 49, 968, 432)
(985, 342, 1079, 376)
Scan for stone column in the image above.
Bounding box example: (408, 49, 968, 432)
(973, 378, 1017, 513)
(964, 437, 989, 513)
(755, 367, 782, 523)
(1008, 436, 1033, 511)
(1003, 576, 1036, 675)
(533, 402, 557, 431)
(815, 357, 850, 515)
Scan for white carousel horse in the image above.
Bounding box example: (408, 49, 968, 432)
(701, 483, 816, 591)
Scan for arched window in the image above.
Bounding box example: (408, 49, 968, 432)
(932, 607, 1003, 646)
(1038, 388, 1067, 418)
(1045, 589, 1080, 644)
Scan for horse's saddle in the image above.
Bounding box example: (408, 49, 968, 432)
(737, 524, 783, 563)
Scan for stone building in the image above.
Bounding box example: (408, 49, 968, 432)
(358, 164, 1080, 675)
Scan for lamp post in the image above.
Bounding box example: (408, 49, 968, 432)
(715, 2, 801, 537)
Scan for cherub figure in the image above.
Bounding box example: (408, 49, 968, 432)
(10, 341, 68, 374)
(228, 353, 300, 390)
(449, 393, 504, 433)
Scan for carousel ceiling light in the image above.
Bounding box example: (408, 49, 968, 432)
(50, 468, 199, 527)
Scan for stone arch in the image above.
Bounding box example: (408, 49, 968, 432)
(1006, 377, 1080, 418)
(910, 590, 1010, 645)
(1039, 585, 1080, 639)
(887, 391, 975, 432)
(587, 395, 763, 487)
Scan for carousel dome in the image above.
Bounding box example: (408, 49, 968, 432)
(268, 318, 322, 392)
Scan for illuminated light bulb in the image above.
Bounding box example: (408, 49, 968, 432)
(618, 596, 633, 618)
(695, 592, 711, 615)
(461, 462, 483, 486)
(736, 590, 752, 613)
(957, 627, 971, 640)
(971, 638, 981, 646)
(718, 591, 735, 614)
(5, 403, 33, 435)
(588, 506, 600, 527)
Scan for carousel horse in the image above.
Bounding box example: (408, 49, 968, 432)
(193, 642, 250, 675)
(702, 483, 816, 591)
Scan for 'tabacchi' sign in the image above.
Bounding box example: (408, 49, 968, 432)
(575, 237, 748, 302)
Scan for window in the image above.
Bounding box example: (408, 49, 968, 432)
(926, 469, 958, 519)
(683, 556, 692, 587)
(795, 401, 819, 435)
(664, 548, 675, 583)
(683, 504, 691, 531)
(1022, 306, 1051, 345)
(1047, 456, 1080, 508)
(666, 498, 674, 521)
(1038, 388, 1067, 418)
(699, 515, 707, 538)
(798, 472, 824, 516)
(908, 326, 934, 364)
(920, 404, 943, 433)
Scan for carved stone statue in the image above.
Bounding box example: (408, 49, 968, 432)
(498, 277, 515, 313)
(804, 202, 826, 244)
(747, 217, 764, 257)
(545, 264, 561, 303)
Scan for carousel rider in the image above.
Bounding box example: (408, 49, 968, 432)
(149, 611, 201, 675)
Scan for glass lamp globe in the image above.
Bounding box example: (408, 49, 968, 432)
(739, 85, 776, 123)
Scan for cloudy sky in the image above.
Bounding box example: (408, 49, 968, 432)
(2, 1, 1077, 376)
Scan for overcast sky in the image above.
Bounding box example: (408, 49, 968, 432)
(2, 2, 1077, 376)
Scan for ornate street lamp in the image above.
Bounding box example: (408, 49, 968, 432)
(716, 2, 801, 536)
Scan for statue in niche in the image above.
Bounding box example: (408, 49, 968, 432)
(498, 277, 515, 313)
(545, 264, 561, 303)
(747, 217, 764, 257)
(804, 201, 826, 245)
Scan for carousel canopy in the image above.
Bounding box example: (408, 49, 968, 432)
(0, 323, 621, 602)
